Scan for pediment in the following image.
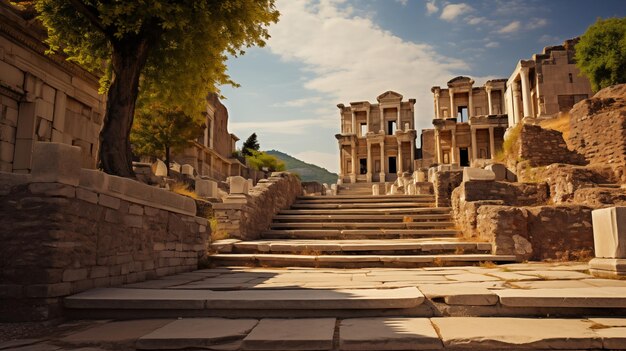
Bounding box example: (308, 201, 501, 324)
(376, 91, 403, 102)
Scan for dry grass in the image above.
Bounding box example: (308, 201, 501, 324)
(540, 113, 571, 143)
(170, 182, 200, 200)
(549, 248, 594, 263)
(403, 216, 414, 223)
(478, 261, 497, 269)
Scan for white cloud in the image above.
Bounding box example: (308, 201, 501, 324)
(440, 3, 473, 21)
(485, 41, 499, 48)
(527, 18, 548, 30)
(426, 1, 439, 15)
(497, 20, 521, 34)
(267, 0, 469, 136)
(293, 150, 339, 174)
(467, 16, 485, 25)
(272, 96, 324, 107)
(396, 0, 408, 6)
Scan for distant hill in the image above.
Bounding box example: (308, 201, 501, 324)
(266, 150, 338, 184)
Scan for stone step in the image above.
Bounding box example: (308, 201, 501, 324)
(278, 207, 451, 216)
(219, 239, 492, 255)
(495, 287, 626, 308)
(261, 228, 460, 239)
(290, 203, 435, 209)
(269, 222, 455, 230)
(300, 194, 433, 200)
(210, 253, 517, 268)
(597, 183, 621, 189)
(272, 214, 452, 223)
(64, 287, 425, 319)
(297, 195, 434, 203)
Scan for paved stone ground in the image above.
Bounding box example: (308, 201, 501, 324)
(3, 262, 626, 350)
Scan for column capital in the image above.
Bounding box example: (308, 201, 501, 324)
(520, 65, 531, 75)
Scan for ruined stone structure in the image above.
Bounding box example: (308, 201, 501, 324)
(0, 2, 106, 173)
(335, 91, 417, 183)
(172, 93, 246, 181)
(505, 38, 593, 126)
(421, 77, 508, 167)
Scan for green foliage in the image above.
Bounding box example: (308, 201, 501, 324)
(575, 17, 626, 92)
(245, 150, 285, 172)
(131, 103, 204, 160)
(265, 150, 338, 184)
(242, 133, 260, 157)
(34, 0, 280, 116)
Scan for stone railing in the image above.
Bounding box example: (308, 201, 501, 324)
(213, 172, 302, 240)
(0, 142, 209, 321)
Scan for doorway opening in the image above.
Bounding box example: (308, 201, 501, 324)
(388, 157, 397, 174)
(359, 158, 367, 175)
(459, 148, 469, 167)
(457, 106, 468, 122)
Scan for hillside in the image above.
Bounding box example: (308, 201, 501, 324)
(266, 150, 338, 184)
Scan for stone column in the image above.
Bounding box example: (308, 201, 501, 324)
(338, 142, 344, 179)
(448, 88, 455, 119)
(486, 87, 493, 115)
(520, 66, 533, 118)
(379, 141, 385, 182)
(471, 127, 478, 161)
(451, 130, 457, 164)
(366, 141, 372, 182)
(351, 111, 357, 135)
(410, 139, 415, 172)
(396, 106, 401, 132)
(397, 140, 403, 173)
(350, 140, 356, 183)
(210, 119, 215, 149)
(489, 126, 495, 159)
(366, 109, 370, 133)
(435, 129, 442, 164)
(434, 92, 440, 118)
(468, 87, 474, 119)
(512, 83, 522, 124)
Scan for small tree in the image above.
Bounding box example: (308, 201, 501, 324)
(245, 150, 285, 172)
(241, 133, 260, 156)
(131, 104, 204, 176)
(575, 17, 626, 92)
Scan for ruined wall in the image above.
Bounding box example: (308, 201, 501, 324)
(0, 143, 208, 321)
(476, 205, 593, 261)
(433, 169, 463, 207)
(452, 181, 548, 238)
(518, 124, 586, 167)
(569, 84, 626, 183)
(0, 3, 105, 173)
(213, 172, 302, 240)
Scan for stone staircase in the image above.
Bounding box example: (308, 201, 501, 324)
(210, 192, 517, 268)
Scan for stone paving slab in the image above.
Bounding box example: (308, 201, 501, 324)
(431, 317, 603, 349)
(508, 279, 595, 289)
(496, 287, 626, 307)
(417, 285, 498, 306)
(64, 288, 211, 309)
(242, 318, 336, 350)
(135, 318, 258, 350)
(514, 270, 593, 280)
(61, 319, 172, 344)
(339, 318, 442, 350)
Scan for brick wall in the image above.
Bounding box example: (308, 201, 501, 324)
(518, 124, 586, 167)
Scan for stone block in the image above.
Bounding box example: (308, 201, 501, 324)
(30, 142, 81, 186)
(52, 92, 67, 132)
(340, 318, 443, 350)
(181, 164, 194, 176)
(462, 167, 495, 182)
(195, 179, 217, 198)
(63, 268, 88, 282)
(35, 98, 54, 121)
(229, 176, 249, 195)
(0, 140, 14, 163)
(25, 283, 71, 298)
(485, 163, 507, 181)
(99, 194, 121, 210)
(129, 204, 144, 215)
(592, 206, 626, 258)
(0, 124, 15, 143)
(154, 159, 167, 177)
(372, 184, 379, 196)
(28, 183, 75, 198)
(242, 318, 335, 350)
(12, 138, 33, 170)
(76, 188, 98, 204)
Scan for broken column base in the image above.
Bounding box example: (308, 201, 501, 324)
(589, 258, 626, 279)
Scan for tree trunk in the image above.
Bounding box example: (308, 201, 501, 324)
(165, 145, 170, 177)
(98, 34, 153, 177)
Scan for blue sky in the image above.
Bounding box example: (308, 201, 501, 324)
(220, 0, 625, 173)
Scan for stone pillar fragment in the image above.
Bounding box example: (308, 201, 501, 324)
(489, 127, 495, 159)
(589, 207, 626, 278)
(471, 128, 478, 161)
(372, 184, 379, 196)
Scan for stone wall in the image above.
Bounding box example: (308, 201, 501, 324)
(569, 84, 626, 183)
(213, 172, 302, 240)
(476, 205, 593, 261)
(0, 143, 208, 321)
(518, 124, 586, 167)
(433, 169, 463, 207)
(0, 3, 106, 173)
(452, 180, 548, 238)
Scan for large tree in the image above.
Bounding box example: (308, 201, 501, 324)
(33, 0, 279, 177)
(131, 104, 204, 176)
(575, 17, 626, 92)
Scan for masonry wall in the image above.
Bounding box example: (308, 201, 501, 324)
(0, 143, 208, 321)
(518, 124, 586, 167)
(213, 172, 302, 240)
(433, 169, 463, 207)
(569, 84, 626, 183)
(0, 3, 106, 173)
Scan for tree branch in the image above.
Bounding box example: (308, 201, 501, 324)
(66, 0, 112, 40)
